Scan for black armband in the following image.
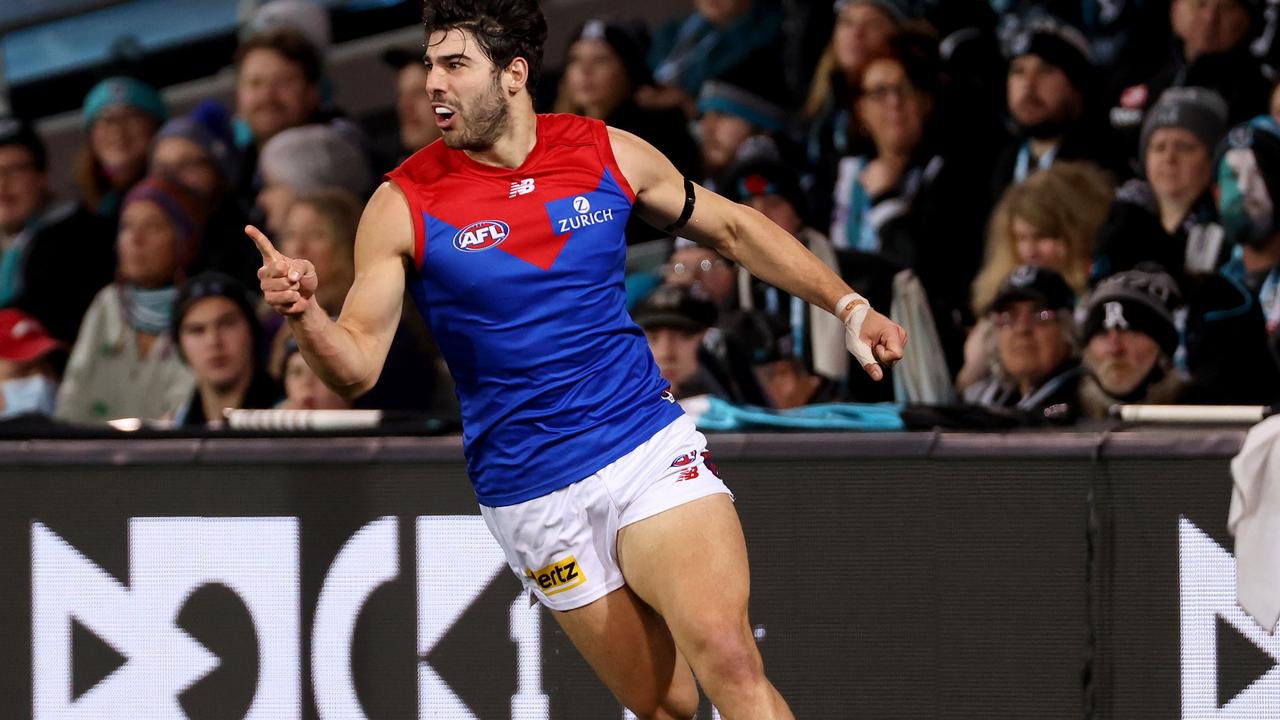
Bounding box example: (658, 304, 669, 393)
(662, 177, 696, 234)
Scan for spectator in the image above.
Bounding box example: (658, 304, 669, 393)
(382, 47, 442, 159)
(555, 18, 698, 178)
(255, 123, 371, 234)
(1093, 87, 1231, 283)
(643, 0, 785, 117)
(280, 338, 352, 410)
(75, 76, 168, 219)
(961, 161, 1112, 392)
(973, 161, 1113, 314)
(243, 0, 331, 55)
(273, 188, 442, 413)
(695, 57, 793, 187)
(55, 177, 205, 423)
(0, 116, 53, 308)
(149, 100, 260, 289)
(0, 115, 114, 344)
(632, 283, 727, 400)
(728, 310, 842, 408)
(0, 309, 65, 418)
(1217, 116, 1280, 368)
(831, 31, 989, 352)
(964, 265, 1082, 422)
(722, 155, 847, 384)
(992, 17, 1122, 200)
(171, 272, 280, 426)
(803, 0, 906, 205)
(1078, 269, 1188, 418)
(233, 27, 325, 205)
(1109, 0, 1268, 152)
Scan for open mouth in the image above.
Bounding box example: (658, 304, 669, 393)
(433, 105, 456, 129)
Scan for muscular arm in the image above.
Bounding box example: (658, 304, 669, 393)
(251, 182, 411, 398)
(608, 127, 905, 376)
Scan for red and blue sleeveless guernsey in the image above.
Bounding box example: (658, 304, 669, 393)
(385, 114, 684, 507)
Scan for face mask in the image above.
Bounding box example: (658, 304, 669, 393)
(1, 374, 57, 418)
(1219, 147, 1276, 250)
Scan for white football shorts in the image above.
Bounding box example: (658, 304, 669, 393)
(479, 413, 732, 611)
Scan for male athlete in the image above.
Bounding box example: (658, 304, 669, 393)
(249, 1, 905, 716)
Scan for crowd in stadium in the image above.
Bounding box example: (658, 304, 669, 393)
(2, 0, 1280, 428)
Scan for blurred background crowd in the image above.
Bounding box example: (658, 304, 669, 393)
(4, 0, 1280, 429)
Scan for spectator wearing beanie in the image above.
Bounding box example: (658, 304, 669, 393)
(1108, 0, 1268, 157)
(0, 114, 115, 345)
(54, 177, 207, 423)
(149, 100, 261, 290)
(724, 309, 843, 409)
(255, 123, 372, 234)
(722, 155, 848, 386)
(171, 272, 280, 427)
(632, 283, 732, 402)
(74, 76, 168, 219)
(644, 0, 786, 118)
(555, 18, 699, 179)
(992, 16, 1125, 202)
(964, 265, 1083, 423)
(1093, 88, 1231, 283)
(695, 54, 794, 188)
(1078, 269, 1190, 418)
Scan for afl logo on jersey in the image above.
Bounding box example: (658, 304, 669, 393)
(453, 220, 509, 252)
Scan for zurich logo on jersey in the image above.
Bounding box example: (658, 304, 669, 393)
(453, 220, 510, 252)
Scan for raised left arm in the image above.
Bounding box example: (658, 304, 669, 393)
(608, 126, 906, 379)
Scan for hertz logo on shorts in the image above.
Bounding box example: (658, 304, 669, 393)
(526, 556, 586, 596)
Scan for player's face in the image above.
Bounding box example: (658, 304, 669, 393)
(425, 29, 511, 151)
(1145, 127, 1212, 208)
(1085, 327, 1161, 397)
(179, 296, 254, 393)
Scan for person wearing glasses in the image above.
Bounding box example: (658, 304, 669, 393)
(963, 265, 1082, 423)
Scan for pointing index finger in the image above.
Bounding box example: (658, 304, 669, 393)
(245, 224, 282, 262)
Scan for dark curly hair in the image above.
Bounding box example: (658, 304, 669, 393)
(423, 0, 548, 93)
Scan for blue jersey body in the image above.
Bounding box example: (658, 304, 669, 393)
(385, 114, 683, 506)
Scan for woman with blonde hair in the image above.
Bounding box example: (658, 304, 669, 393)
(959, 161, 1113, 392)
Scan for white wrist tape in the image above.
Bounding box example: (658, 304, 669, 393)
(836, 293, 877, 368)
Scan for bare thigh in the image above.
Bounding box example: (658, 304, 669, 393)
(550, 584, 697, 716)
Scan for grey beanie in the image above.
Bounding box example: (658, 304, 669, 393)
(258, 122, 371, 199)
(1140, 87, 1229, 160)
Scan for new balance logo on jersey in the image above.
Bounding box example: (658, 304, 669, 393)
(509, 178, 535, 197)
(453, 220, 510, 252)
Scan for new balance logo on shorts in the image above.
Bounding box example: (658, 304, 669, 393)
(677, 467, 699, 481)
(526, 556, 585, 596)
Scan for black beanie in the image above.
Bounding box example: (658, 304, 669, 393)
(1083, 269, 1183, 357)
(172, 271, 263, 362)
(569, 18, 652, 89)
(1007, 16, 1094, 95)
